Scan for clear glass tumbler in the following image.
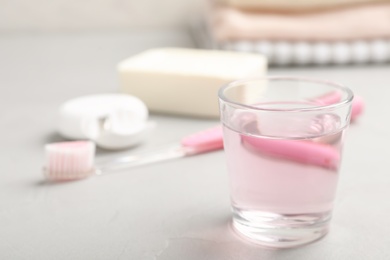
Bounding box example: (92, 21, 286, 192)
(218, 77, 353, 248)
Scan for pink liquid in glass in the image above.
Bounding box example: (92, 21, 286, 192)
(223, 114, 345, 216)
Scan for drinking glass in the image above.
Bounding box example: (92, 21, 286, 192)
(218, 77, 353, 248)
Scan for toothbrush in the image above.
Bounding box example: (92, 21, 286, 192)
(43, 95, 364, 181)
(43, 123, 337, 181)
(240, 93, 364, 170)
(43, 126, 224, 181)
(241, 135, 340, 170)
(313, 91, 364, 121)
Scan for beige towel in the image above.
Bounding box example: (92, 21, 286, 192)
(211, 3, 390, 41)
(216, 0, 390, 11)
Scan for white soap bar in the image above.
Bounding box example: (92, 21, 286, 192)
(118, 48, 267, 118)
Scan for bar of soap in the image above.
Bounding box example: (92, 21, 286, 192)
(118, 48, 267, 118)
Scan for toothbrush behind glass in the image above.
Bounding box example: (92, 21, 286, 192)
(43, 95, 364, 181)
(43, 126, 224, 181)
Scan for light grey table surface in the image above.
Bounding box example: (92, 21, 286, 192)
(0, 30, 389, 260)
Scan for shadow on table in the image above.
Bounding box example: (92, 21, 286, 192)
(156, 213, 324, 260)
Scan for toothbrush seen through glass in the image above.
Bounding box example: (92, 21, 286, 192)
(219, 77, 353, 248)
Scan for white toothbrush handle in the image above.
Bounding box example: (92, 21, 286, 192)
(97, 125, 224, 173)
(96, 146, 187, 173)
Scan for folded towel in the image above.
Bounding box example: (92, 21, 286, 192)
(190, 19, 390, 66)
(210, 3, 390, 41)
(221, 40, 390, 65)
(215, 0, 390, 11)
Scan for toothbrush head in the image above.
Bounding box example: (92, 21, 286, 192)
(43, 141, 96, 181)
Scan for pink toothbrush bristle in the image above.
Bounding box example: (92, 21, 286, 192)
(44, 141, 96, 181)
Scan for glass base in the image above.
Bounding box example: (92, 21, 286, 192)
(232, 207, 331, 248)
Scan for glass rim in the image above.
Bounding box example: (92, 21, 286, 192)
(218, 76, 354, 112)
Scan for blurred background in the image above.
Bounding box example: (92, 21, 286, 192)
(1, 0, 389, 66)
(0, 0, 201, 32)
